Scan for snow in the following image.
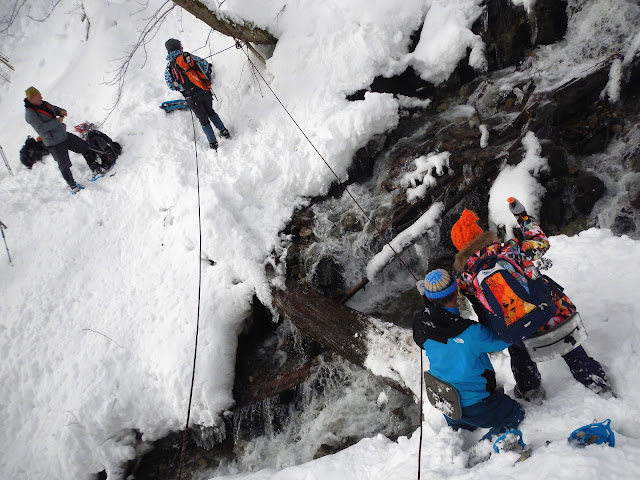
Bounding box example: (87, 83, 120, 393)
(602, 58, 622, 104)
(410, 0, 486, 84)
(400, 151, 450, 203)
(488, 131, 548, 235)
(366, 203, 444, 281)
(1, 0, 640, 479)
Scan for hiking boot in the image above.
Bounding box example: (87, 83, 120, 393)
(220, 129, 231, 139)
(90, 168, 105, 181)
(209, 142, 218, 150)
(514, 386, 546, 405)
(588, 382, 615, 399)
(70, 184, 85, 195)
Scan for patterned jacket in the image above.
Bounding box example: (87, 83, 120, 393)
(164, 50, 212, 96)
(454, 215, 576, 330)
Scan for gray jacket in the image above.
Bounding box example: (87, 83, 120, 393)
(24, 100, 68, 146)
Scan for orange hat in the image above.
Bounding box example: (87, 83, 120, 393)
(451, 209, 483, 251)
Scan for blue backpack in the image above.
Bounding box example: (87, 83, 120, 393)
(472, 255, 556, 343)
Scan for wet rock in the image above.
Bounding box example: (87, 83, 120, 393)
(341, 212, 363, 232)
(611, 207, 637, 236)
(533, 0, 568, 45)
(473, 0, 532, 71)
(312, 255, 345, 298)
(539, 140, 569, 177)
(572, 173, 606, 215)
(313, 436, 359, 459)
(559, 216, 592, 237)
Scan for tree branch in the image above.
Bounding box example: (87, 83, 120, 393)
(171, 0, 277, 45)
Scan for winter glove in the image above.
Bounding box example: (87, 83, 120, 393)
(507, 197, 527, 216)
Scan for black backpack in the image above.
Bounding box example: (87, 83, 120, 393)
(86, 130, 121, 169)
(19, 136, 49, 168)
(74, 122, 122, 169)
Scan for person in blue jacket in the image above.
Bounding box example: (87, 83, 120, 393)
(413, 269, 524, 438)
(164, 38, 230, 150)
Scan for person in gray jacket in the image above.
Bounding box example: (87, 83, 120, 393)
(24, 86, 105, 194)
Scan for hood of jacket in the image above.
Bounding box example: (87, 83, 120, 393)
(453, 230, 499, 273)
(412, 300, 475, 347)
(166, 49, 183, 62)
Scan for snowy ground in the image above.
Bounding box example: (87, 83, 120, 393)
(0, 0, 639, 479)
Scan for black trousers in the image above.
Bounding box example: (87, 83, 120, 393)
(186, 90, 224, 129)
(47, 133, 99, 187)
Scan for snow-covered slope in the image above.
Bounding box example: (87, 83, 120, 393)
(1, 1, 639, 479)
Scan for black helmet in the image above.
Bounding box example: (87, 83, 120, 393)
(165, 38, 182, 52)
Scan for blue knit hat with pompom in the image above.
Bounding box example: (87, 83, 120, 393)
(421, 269, 457, 300)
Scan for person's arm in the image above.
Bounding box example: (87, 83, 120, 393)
(25, 108, 60, 135)
(469, 323, 511, 353)
(508, 197, 550, 260)
(165, 64, 181, 92)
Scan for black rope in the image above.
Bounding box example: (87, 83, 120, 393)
(418, 353, 423, 479)
(177, 110, 204, 480)
(236, 44, 419, 281)
(203, 44, 236, 59)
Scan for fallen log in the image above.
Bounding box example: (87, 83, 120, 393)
(272, 280, 420, 398)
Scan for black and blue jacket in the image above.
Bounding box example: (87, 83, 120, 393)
(412, 300, 511, 407)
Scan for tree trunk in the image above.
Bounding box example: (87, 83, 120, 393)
(171, 0, 277, 45)
(272, 280, 419, 397)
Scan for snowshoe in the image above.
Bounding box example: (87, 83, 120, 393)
(160, 100, 189, 113)
(89, 168, 105, 181)
(568, 419, 615, 447)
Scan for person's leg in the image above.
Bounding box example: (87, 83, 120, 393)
(187, 95, 218, 145)
(562, 345, 610, 392)
(47, 143, 76, 187)
(209, 111, 227, 132)
(508, 344, 543, 400)
(452, 391, 525, 439)
(66, 132, 100, 171)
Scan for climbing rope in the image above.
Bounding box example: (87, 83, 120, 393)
(236, 43, 419, 282)
(177, 110, 204, 480)
(235, 44, 427, 479)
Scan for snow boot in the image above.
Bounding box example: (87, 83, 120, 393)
(514, 385, 545, 405)
(220, 129, 231, 139)
(70, 184, 85, 195)
(209, 142, 218, 150)
(89, 167, 105, 181)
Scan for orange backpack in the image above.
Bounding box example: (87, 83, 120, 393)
(172, 52, 211, 92)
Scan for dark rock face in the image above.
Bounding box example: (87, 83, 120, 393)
(474, 0, 532, 70)
(533, 0, 568, 45)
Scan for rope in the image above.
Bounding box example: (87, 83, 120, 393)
(236, 44, 418, 281)
(177, 110, 204, 480)
(417, 353, 423, 479)
(203, 44, 236, 59)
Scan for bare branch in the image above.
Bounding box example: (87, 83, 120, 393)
(82, 328, 125, 349)
(27, 0, 63, 23)
(101, 0, 176, 123)
(0, 0, 27, 34)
